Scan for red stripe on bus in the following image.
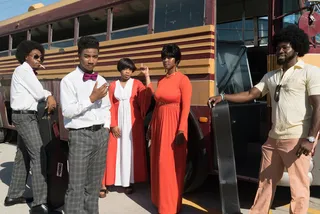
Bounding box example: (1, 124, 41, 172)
(0, 53, 214, 72)
(0, 37, 214, 65)
(43, 32, 214, 56)
(0, 43, 214, 68)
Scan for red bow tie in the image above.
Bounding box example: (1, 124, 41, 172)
(83, 73, 98, 82)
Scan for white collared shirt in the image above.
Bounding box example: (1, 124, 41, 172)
(10, 62, 52, 111)
(60, 67, 111, 129)
(255, 60, 320, 139)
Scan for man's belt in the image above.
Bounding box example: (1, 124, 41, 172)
(12, 110, 37, 115)
(69, 124, 104, 132)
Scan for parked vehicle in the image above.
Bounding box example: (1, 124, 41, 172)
(0, 0, 319, 191)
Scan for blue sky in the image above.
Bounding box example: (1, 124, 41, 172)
(0, 0, 60, 21)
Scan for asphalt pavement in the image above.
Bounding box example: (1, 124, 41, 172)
(0, 142, 319, 214)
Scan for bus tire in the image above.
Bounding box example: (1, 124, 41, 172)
(184, 111, 208, 193)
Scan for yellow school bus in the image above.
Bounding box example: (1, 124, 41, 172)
(0, 0, 319, 191)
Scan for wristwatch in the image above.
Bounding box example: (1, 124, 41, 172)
(307, 136, 316, 143)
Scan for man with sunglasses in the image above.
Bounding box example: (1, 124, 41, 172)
(208, 25, 320, 213)
(5, 40, 56, 214)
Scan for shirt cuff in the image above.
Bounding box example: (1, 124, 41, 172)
(44, 90, 52, 99)
(104, 123, 110, 129)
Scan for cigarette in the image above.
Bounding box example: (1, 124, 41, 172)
(40, 64, 46, 69)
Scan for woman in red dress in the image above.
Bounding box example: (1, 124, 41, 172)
(148, 44, 192, 213)
(100, 58, 152, 197)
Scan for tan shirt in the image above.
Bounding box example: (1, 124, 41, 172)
(255, 60, 320, 139)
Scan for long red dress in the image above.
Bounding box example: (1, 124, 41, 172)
(150, 71, 192, 214)
(102, 78, 152, 187)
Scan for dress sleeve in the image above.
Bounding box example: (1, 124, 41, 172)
(109, 82, 117, 127)
(178, 75, 192, 132)
(137, 80, 153, 119)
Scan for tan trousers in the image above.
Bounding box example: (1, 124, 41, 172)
(249, 138, 311, 214)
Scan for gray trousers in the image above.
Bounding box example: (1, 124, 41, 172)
(8, 113, 47, 206)
(64, 127, 109, 214)
(7, 135, 30, 197)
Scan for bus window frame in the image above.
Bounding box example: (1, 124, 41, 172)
(110, 24, 149, 40)
(0, 0, 215, 55)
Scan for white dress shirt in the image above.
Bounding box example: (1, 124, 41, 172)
(60, 67, 111, 129)
(10, 62, 52, 111)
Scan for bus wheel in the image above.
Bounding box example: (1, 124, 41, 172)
(0, 128, 7, 143)
(183, 111, 208, 193)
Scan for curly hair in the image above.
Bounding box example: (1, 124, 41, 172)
(272, 24, 310, 57)
(161, 44, 181, 66)
(15, 40, 45, 64)
(117, 58, 137, 72)
(78, 36, 99, 55)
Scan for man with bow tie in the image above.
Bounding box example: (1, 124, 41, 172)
(60, 36, 111, 214)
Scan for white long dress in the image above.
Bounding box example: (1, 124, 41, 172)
(113, 78, 134, 187)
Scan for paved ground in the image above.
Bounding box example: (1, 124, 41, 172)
(0, 142, 319, 214)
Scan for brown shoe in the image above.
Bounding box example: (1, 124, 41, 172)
(124, 186, 134, 194)
(99, 189, 108, 198)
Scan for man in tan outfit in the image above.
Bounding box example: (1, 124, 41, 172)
(208, 25, 320, 214)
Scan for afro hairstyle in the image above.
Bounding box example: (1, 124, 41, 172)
(15, 40, 45, 64)
(272, 24, 310, 57)
(77, 36, 99, 55)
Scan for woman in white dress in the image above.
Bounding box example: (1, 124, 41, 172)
(100, 58, 152, 197)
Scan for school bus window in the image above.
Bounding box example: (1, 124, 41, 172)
(258, 17, 268, 45)
(31, 25, 49, 49)
(281, 0, 308, 28)
(281, 1, 320, 43)
(12, 31, 27, 55)
(79, 9, 108, 42)
(217, 19, 254, 43)
(217, 17, 269, 46)
(154, 0, 205, 33)
(51, 18, 74, 49)
(111, 0, 149, 40)
(283, 1, 320, 44)
(0, 36, 9, 57)
(12, 32, 27, 49)
(216, 42, 253, 95)
(111, 24, 148, 40)
(283, 0, 300, 13)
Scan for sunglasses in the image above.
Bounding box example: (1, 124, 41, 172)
(32, 54, 44, 62)
(274, 85, 282, 102)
